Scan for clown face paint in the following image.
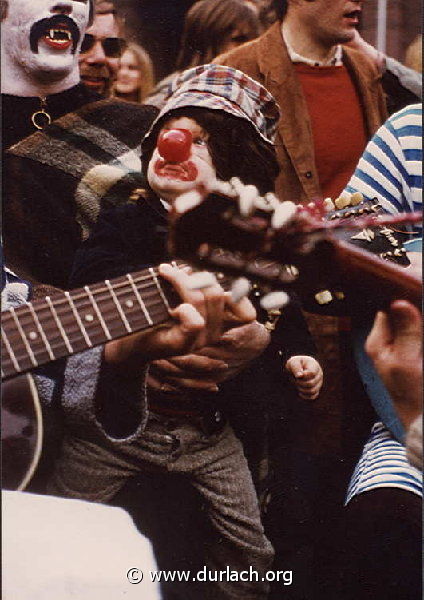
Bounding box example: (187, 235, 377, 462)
(147, 116, 216, 204)
(1, 0, 90, 95)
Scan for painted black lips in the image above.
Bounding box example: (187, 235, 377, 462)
(30, 14, 81, 54)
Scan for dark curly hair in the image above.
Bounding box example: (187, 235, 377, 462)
(272, 0, 288, 20)
(142, 106, 279, 196)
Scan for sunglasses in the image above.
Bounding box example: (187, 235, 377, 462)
(80, 34, 126, 57)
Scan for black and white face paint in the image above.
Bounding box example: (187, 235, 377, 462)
(1, 0, 90, 95)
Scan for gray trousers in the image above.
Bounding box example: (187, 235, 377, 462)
(49, 414, 274, 599)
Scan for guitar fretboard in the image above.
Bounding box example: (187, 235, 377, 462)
(1, 267, 176, 380)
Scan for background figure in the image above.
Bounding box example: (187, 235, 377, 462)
(1, 0, 97, 151)
(78, 0, 126, 97)
(337, 299, 423, 600)
(113, 42, 155, 103)
(146, 0, 261, 108)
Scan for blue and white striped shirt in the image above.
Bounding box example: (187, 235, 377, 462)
(345, 422, 423, 505)
(346, 104, 422, 234)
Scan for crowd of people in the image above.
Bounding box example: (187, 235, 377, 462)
(1, 1, 422, 599)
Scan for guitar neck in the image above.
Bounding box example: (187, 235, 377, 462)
(1, 267, 176, 380)
(332, 239, 422, 309)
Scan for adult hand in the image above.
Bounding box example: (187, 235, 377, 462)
(365, 300, 423, 430)
(285, 355, 324, 400)
(148, 320, 270, 393)
(104, 264, 251, 367)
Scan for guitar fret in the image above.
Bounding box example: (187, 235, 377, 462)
(64, 291, 93, 348)
(46, 296, 73, 354)
(126, 274, 153, 325)
(28, 302, 56, 361)
(9, 307, 38, 367)
(84, 286, 112, 341)
(1, 325, 21, 373)
(149, 268, 171, 312)
(105, 280, 132, 334)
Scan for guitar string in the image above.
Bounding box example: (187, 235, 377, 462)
(2, 277, 170, 369)
(2, 271, 235, 371)
(2, 300, 172, 370)
(3, 272, 235, 370)
(2, 270, 234, 339)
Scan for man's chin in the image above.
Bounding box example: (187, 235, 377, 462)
(335, 28, 357, 44)
(81, 77, 107, 95)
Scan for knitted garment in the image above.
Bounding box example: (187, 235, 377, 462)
(294, 62, 367, 200)
(1, 83, 101, 152)
(3, 99, 158, 289)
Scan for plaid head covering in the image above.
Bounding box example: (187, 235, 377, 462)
(143, 64, 280, 148)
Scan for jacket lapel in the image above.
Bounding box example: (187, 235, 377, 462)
(256, 23, 320, 198)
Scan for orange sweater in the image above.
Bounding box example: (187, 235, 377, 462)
(294, 63, 367, 200)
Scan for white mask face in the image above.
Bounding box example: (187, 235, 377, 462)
(1, 0, 90, 86)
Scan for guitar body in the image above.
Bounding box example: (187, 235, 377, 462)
(2, 374, 43, 491)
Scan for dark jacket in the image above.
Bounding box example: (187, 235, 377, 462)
(69, 195, 317, 438)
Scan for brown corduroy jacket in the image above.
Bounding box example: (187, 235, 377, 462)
(214, 21, 388, 204)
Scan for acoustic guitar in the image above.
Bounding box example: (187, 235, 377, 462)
(2, 266, 181, 490)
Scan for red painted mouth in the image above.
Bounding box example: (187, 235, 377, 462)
(154, 159, 198, 182)
(41, 26, 73, 51)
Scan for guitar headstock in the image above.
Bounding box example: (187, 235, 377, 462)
(169, 179, 422, 315)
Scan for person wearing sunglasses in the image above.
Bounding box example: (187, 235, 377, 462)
(78, 2, 126, 97)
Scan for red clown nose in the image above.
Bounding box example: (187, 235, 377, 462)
(157, 128, 192, 162)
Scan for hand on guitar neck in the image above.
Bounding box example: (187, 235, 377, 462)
(104, 263, 257, 375)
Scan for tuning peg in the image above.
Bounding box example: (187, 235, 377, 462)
(174, 190, 203, 214)
(323, 197, 335, 212)
(350, 192, 364, 206)
(214, 179, 238, 198)
(260, 291, 289, 311)
(237, 184, 258, 217)
(230, 177, 244, 194)
(230, 277, 251, 303)
(314, 290, 333, 305)
(271, 201, 297, 229)
(264, 192, 279, 209)
(334, 194, 351, 210)
(186, 271, 218, 290)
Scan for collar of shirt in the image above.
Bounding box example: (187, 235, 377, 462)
(282, 27, 343, 67)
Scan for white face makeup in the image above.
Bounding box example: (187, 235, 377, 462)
(147, 116, 217, 204)
(1, 0, 90, 94)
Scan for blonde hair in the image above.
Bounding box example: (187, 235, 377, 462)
(114, 42, 155, 103)
(405, 35, 422, 73)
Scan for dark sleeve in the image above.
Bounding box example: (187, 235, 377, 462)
(3, 154, 83, 289)
(271, 295, 317, 364)
(382, 59, 422, 115)
(69, 199, 169, 288)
